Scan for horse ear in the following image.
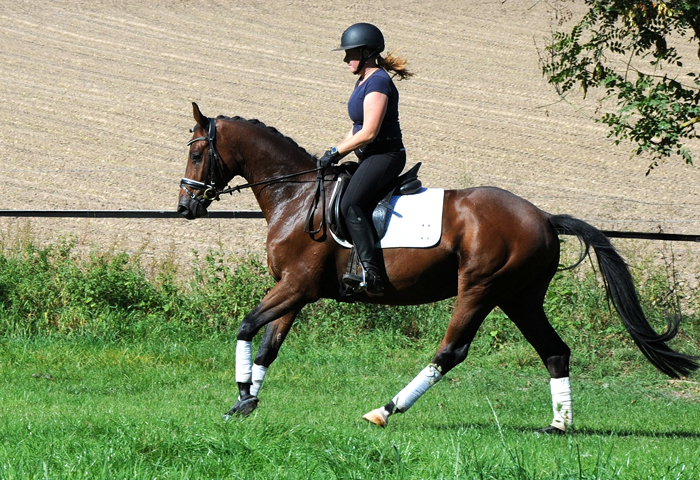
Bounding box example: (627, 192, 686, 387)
(192, 102, 209, 131)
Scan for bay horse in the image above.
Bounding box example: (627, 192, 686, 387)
(178, 102, 697, 433)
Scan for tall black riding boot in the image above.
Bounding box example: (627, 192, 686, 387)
(342, 206, 384, 294)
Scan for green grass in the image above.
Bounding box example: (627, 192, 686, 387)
(1, 335, 699, 479)
(0, 239, 699, 478)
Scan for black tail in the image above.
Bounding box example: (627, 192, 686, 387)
(549, 214, 698, 378)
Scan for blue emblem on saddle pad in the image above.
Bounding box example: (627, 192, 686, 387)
(331, 188, 444, 249)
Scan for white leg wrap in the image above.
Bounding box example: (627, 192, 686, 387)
(250, 364, 268, 397)
(392, 364, 443, 413)
(235, 340, 253, 384)
(550, 377, 573, 430)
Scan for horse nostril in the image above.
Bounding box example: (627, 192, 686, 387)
(177, 205, 191, 218)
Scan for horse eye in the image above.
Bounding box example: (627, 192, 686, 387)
(191, 152, 203, 164)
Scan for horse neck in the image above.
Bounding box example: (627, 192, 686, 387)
(221, 121, 317, 216)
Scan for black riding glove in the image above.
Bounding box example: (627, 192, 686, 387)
(318, 147, 340, 168)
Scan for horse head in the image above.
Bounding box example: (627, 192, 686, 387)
(178, 102, 240, 219)
(178, 102, 320, 220)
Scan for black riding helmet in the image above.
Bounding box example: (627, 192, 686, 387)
(333, 23, 385, 74)
(333, 22, 385, 55)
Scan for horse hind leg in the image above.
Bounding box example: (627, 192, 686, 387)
(363, 363, 445, 427)
(499, 296, 572, 434)
(363, 297, 493, 427)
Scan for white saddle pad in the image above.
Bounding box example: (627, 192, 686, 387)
(332, 188, 444, 249)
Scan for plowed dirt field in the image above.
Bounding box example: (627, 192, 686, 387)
(2, 0, 699, 279)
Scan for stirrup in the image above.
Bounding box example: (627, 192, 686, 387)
(342, 269, 383, 294)
(342, 271, 367, 292)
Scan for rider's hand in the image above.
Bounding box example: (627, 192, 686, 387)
(318, 147, 340, 168)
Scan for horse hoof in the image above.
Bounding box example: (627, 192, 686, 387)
(224, 396, 259, 418)
(362, 408, 388, 428)
(534, 425, 566, 435)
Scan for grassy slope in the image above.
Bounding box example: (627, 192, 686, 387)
(1, 335, 699, 479)
(0, 243, 698, 478)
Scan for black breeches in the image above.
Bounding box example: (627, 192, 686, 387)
(340, 149, 406, 219)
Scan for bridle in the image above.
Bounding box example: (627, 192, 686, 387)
(180, 117, 224, 203)
(180, 117, 329, 239)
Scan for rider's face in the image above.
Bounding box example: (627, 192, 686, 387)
(343, 48, 363, 74)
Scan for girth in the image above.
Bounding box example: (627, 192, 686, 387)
(328, 162, 423, 244)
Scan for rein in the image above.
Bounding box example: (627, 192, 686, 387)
(303, 168, 327, 239)
(180, 117, 328, 240)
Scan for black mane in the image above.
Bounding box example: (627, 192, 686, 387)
(217, 115, 316, 159)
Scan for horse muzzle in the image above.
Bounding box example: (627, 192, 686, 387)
(178, 178, 215, 219)
(177, 192, 210, 219)
(177, 199, 203, 219)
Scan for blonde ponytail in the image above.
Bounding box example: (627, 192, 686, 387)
(378, 50, 414, 81)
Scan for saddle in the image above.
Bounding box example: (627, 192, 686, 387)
(328, 162, 423, 244)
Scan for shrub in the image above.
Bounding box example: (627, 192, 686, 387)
(0, 240, 697, 363)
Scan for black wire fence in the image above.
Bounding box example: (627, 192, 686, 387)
(0, 210, 264, 219)
(1, 210, 699, 242)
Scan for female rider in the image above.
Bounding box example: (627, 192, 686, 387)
(318, 22, 413, 295)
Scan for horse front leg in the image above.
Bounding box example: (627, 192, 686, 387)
(225, 312, 297, 418)
(225, 284, 305, 418)
(250, 314, 297, 396)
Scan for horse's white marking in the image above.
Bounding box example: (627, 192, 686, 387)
(235, 340, 253, 384)
(250, 364, 268, 397)
(550, 377, 573, 431)
(392, 364, 443, 412)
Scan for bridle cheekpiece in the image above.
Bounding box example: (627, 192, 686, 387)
(181, 117, 223, 204)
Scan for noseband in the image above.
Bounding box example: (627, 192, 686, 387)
(180, 117, 328, 239)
